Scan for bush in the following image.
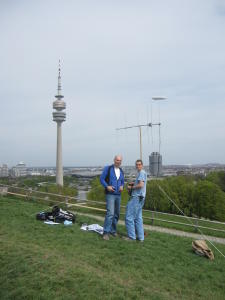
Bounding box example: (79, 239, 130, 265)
(79, 173, 225, 222)
(193, 180, 225, 221)
(206, 171, 225, 192)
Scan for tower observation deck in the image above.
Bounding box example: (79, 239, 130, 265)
(52, 60, 66, 186)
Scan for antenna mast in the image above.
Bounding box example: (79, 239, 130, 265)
(152, 97, 167, 154)
(116, 122, 160, 160)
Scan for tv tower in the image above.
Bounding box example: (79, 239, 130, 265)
(52, 60, 66, 186)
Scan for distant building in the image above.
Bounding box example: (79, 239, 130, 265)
(29, 171, 42, 176)
(149, 152, 162, 177)
(11, 161, 27, 177)
(0, 186, 8, 195)
(0, 164, 9, 177)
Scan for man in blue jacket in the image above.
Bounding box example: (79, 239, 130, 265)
(100, 155, 124, 240)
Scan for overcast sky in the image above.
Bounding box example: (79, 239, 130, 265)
(1, 0, 225, 167)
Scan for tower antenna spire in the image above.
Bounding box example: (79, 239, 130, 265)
(57, 59, 62, 96)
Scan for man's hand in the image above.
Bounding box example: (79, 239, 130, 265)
(127, 182, 134, 190)
(107, 186, 115, 192)
(119, 186, 123, 192)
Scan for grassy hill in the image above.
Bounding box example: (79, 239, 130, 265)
(1, 196, 225, 299)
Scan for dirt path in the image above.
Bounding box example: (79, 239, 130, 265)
(77, 212, 225, 245)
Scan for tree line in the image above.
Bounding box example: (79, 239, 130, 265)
(0, 175, 78, 198)
(87, 171, 225, 222)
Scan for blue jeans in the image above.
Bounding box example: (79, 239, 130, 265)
(103, 194, 121, 234)
(125, 196, 145, 241)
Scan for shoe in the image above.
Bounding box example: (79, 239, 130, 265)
(137, 239, 144, 243)
(122, 236, 135, 241)
(111, 232, 118, 237)
(103, 234, 110, 240)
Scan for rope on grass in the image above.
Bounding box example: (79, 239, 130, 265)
(157, 184, 225, 259)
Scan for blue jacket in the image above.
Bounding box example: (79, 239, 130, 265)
(100, 165, 124, 195)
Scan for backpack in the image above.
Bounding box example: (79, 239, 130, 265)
(192, 240, 214, 260)
(36, 206, 76, 224)
(36, 211, 54, 221)
(52, 205, 76, 223)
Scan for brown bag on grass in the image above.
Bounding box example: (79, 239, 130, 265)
(192, 240, 214, 260)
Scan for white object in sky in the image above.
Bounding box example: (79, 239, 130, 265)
(152, 96, 167, 101)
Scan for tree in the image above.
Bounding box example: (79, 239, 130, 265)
(193, 181, 225, 221)
(206, 171, 225, 192)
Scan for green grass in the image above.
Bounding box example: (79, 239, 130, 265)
(1, 197, 225, 300)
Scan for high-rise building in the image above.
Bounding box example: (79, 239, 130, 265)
(0, 164, 9, 177)
(11, 162, 27, 177)
(149, 152, 162, 177)
(52, 61, 66, 186)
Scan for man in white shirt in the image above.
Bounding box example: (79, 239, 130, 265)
(100, 155, 125, 240)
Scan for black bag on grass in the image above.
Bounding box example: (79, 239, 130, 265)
(36, 211, 54, 221)
(36, 206, 75, 223)
(52, 205, 76, 223)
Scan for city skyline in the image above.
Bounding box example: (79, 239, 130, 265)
(1, 0, 225, 167)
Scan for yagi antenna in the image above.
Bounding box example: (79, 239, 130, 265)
(116, 122, 160, 160)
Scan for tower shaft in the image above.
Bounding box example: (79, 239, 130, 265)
(56, 122, 63, 186)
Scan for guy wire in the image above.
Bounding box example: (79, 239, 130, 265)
(157, 184, 225, 259)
